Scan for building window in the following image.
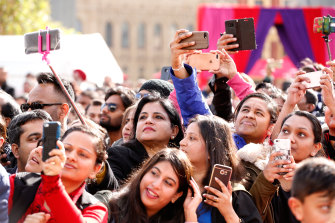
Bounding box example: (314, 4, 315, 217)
(153, 23, 162, 49)
(105, 22, 112, 47)
(121, 22, 130, 48)
(255, 0, 263, 6)
(138, 23, 146, 49)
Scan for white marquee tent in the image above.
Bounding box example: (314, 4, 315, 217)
(0, 33, 123, 96)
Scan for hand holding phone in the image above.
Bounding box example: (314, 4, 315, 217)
(273, 139, 291, 175)
(188, 53, 220, 71)
(180, 31, 209, 50)
(42, 121, 61, 162)
(225, 18, 256, 51)
(300, 71, 324, 89)
(208, 164, 232, 194)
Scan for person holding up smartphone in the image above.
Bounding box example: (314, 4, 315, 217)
(180, 115, 262, 223)
(8, 125, 109, 223)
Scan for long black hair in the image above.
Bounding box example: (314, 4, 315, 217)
(109, 148, 192, 223)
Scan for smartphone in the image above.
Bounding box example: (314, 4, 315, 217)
(225, 18, 256, 51)
(188, 53, 220, 71)
(208, 164, 232, 194)
(42, 121, 61, 162)
(180, 31, 209, 50)
(300, 71, 323, 89)
(273, 139, 291, 175)
(24, 29, 61, 54)
(160, 66, 171, 81)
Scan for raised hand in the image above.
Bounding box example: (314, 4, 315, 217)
(41, 141, 66, 176)
(203, 179, 239, 222)
(217, 33, 239, 54)
(183, 178, 202, 222)
(209, 49, 238, 79)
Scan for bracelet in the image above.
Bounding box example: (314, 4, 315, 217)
(172, 63, 184, 72)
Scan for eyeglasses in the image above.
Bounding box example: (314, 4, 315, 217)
(101, 103, 117, 112)
(135, 93, 150, 100)
(20, 102, 63, 112)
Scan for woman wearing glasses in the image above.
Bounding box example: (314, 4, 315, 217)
(8, 125, 108, 223)
(107, 95, 184, 184)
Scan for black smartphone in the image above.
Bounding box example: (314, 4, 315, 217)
(208, 164, 232, 194)
(180, 31, 209, 50)
(225, 18, 256, 51)
(42, 121, 61, 162)
(24, 29, 61, 54)
(160, 66, 171, 81)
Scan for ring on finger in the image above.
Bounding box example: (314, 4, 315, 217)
(214, 196, 219, 202)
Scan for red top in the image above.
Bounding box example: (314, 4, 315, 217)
(9, 174, 107, 223)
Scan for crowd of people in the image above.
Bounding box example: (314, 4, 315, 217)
(0, 29, 334, 223)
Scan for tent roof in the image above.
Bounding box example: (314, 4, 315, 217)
(0, 33, 123, 95)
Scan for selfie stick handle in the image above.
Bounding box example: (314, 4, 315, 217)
(38, 27, 86, 125)
(323, 34, 332, 61)
(48, 65, 87, 126)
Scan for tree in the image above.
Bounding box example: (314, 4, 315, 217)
(0, 0, 75, 34)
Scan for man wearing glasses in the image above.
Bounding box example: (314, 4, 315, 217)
(100, 87, 135, 145)
(22, 73, 75, 133)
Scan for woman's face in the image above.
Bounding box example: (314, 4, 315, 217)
(234, 97, 272, 143)
(61, 131, 101, 183)
(136, 102, 177, 146)
(277, 115, 320, 163)
(180, 122, 207, 167)
(122, 108, 135, 143)
(25, 147, 42, 173)
(139, 161, 183, 217)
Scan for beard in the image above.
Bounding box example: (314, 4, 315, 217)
(100, 118, 122, 132)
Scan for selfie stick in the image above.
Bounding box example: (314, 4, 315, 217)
(38, 27, 86, 125)
(322, 34, 332, 61)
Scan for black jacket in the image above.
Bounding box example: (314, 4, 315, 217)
(107, 139, 148, 184)
(210, 188, 262, 223)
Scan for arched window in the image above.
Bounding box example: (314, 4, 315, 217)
(138, 23, 146, 48)
(105, 22, 112, 47)
(121, 22, 130, 48)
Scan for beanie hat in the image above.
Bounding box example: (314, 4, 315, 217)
(73, 69, 86, 81)
(139, 79, 174, 98)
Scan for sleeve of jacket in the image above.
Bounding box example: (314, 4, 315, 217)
(232, 190, 263, 223)
(42, 175, 108, 223)
(107, 146, 132, 184)
(209, 76, 233, 122)
(227, 73, 255, 100)
(170, 64, 212, 126)
(249, 172, 277, 221)
(0, 166, 9, 223)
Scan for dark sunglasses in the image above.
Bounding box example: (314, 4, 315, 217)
(101, 103, 117, 112)
(20, 102, 63, 112)
(135, 93, 150, 100)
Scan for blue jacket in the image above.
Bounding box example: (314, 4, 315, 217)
(170, 64, 212, 126)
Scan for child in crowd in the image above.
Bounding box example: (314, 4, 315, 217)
(288, 157, 335, 223)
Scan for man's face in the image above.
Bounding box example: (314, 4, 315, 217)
(289, 192, 335, 223)
(100, 95, 125, 132)
(28, 83, 63, 122)
(77, 94, 92, 109)
(15, 119, 44, 172)
(86, 105, 101, 124)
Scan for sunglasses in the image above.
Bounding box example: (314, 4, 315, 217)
(135, 93, 150, 100)
(101, 103, 117, 112)
(21, 102, 63, 112)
